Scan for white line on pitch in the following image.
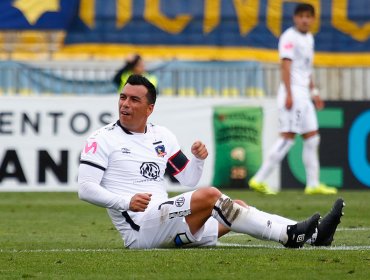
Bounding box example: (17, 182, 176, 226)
(0, 248, 124, 253)
(1, 244, 370, 253)
(224, 227, 370, 238)
(217, 243, 370, 250)
(337, 227, 370, 231)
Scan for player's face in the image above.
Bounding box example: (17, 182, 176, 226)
(119, 83, 154, 133)
(294, 11, 314, 33)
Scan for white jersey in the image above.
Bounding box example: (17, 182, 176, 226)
(78, 120, 206, 246)
(278, 27, 314, 88)
(80, 121, 181, 206)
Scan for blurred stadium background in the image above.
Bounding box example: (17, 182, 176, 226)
(1, 0, 369, 192)
(1, 1, 370, 279)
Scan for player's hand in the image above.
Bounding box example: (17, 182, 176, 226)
(285, 94, 293, 110)
(313, 95, 324, 110)
(191, 141, 208, 160)
(129, 193, 152, 212)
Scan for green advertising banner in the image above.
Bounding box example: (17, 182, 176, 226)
(212, 106, 263, 189)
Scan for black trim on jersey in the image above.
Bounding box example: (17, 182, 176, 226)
(116, 120, 147, 134)
(166, 150, 189, 175)
(213, 206, 232, 227)
(158, 200, 174, 210)
(116, 120, 133, 134)
(122, 211, 140, 231)
(80, 160, 106, 171)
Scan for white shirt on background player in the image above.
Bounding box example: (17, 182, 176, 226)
(278, 26, 314, 89)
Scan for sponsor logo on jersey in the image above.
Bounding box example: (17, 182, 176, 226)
(267, 220, 272, 228)
(155, 145, 167, 157)
(121, 147, 131, 154)
(84, 141, 97, 154)
(175, 196, 185, 207)
(284, 42, 293, 49)
(105, 124, 116, 131)
(140, 162, 160, 179)
(169, 209, 191, 219)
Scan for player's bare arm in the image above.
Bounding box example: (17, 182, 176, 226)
(281, 58, 293, 110)
(309, 76, 324, 110)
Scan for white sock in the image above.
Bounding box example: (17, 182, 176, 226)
(254, 137, 294, 182)
(303, 135, 320, 187)
(262, 212, 296, 225)
(212, 194, 288, 244)
(250, 207, 318, 245)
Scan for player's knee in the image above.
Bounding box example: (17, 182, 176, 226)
(193, 186, 222, 207)
(302, 131, 319, 140)
(270, 139, 295, 162)
(234, 199, 248, 208)
(281, 132, 296, 139)
(206, 187, 222, 202)
(304, 134, 320, 146)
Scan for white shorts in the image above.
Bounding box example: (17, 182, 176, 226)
(108, 191, 219, 249)
(277, 84, 318, 134)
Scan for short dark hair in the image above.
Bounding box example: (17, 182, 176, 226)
(294, 3, 315, 16)
(125, 55, 142, 71)
(125, 74, 157, 104)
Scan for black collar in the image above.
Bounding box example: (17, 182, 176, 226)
(116, 120, 147, 134)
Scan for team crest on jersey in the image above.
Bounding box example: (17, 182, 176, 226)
(155, 145, 167, 157)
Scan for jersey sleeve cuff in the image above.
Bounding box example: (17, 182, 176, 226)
(80, 160, 106, 171)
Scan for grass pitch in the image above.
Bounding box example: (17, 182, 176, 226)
(0, 190, 369, 279)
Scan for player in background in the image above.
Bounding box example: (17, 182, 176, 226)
(78, 74, 344, 249)
(249, 3, 338, 195)
(113, 54, 158, 92)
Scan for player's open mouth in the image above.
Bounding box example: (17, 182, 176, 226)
(121, 111, 130, 116)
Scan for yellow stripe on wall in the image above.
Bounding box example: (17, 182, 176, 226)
(55, 44, 370, 67)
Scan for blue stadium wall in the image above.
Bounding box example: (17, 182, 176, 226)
(0, 0, 370, 65)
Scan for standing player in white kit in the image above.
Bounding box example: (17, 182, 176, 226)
(249, 3, 338, 195)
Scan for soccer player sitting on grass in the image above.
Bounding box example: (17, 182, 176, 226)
(78, 75, 344, 249)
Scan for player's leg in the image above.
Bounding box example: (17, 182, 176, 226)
(218, 199, 248, 237)
(130, 191, 219, 248)
(250, 132, 295, 194)
(301, 102, 337, 194)
(302, 130, 320, 188)
(217, 199, 297, 238)
(249, 85, 298, 194)
(216, 195, 345, 246)
(187, 187, 320, 248)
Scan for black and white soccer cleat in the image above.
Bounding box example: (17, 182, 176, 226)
(284, 213, 321, 248)
(313, 198, 345, 246)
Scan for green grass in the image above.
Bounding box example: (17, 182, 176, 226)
(0, 190, 369, 279)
